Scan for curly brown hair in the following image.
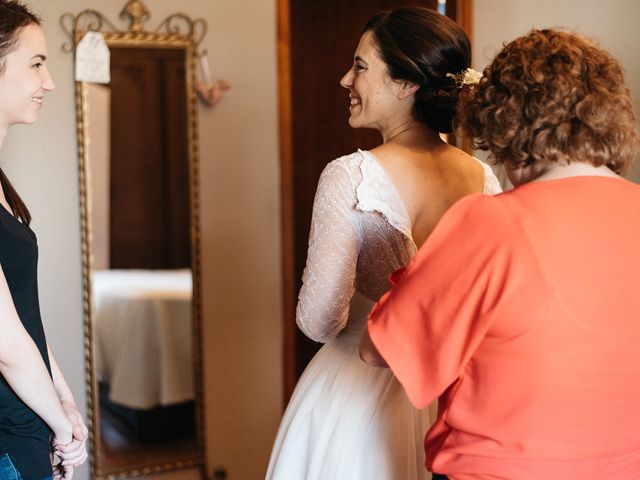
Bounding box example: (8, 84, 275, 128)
(457, 29, 639, 173)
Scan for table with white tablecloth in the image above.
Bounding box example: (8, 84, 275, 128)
(92, 269, 194, 410)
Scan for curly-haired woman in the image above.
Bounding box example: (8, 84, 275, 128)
(361, 29, 640, 479)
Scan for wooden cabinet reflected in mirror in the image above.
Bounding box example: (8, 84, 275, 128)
(61, 2, 206, 478)
(107, 47, 191, 271)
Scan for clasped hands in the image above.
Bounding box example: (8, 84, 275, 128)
(51, 402, 89, 480)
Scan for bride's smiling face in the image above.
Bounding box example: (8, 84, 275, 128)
(339, 31, 405, 132)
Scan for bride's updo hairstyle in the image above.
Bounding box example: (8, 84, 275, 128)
(363, 7, 471, 133)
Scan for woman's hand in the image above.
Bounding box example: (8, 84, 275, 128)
(52, 462, 74, 480)
(45, 346, 89, 479)
(53, 438, 87, 467)
(61, 400, 88, 445)
(51, 403, 88, 480)
(359, 324, 388, 367)
(51, 435, 87, 480)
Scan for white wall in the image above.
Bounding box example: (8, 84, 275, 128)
(195, 1, 283, 478)
(1, 1, 282, 479)
(473, 0, 640, 181)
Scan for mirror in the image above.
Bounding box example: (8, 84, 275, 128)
(61, 2, 206, 478)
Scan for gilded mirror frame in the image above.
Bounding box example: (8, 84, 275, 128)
(60, 2, 206, 478)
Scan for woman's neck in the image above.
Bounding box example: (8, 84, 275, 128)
(532, 161, 619, 183)
(381, 120, 442, 149)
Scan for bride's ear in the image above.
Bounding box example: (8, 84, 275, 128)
(397, 80, 419, 100)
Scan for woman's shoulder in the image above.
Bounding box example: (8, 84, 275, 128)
(323, 150, 367, 172)
(435, 146, 503, 195)
(318, 150, 371, 187)
(312, 151, 371, 206)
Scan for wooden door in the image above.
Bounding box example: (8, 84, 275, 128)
(279, 0, 471, 399)
(109, 47, 191, 269)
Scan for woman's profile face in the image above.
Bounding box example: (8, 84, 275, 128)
(0, 24, 55, 127)
(339, 31, 406, 132)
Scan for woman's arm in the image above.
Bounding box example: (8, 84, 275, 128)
(296, 160, 362, 342)
(47, 344, 88, 468)
(47, 344, 87, 436)
(0, 265, 72, 444)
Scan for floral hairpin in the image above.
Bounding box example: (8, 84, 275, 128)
(446, 68, 483, 89)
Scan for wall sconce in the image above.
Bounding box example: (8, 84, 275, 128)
(196, 49, 231, 107)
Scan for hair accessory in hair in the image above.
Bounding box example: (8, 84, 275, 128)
(446, 68, 482, 88)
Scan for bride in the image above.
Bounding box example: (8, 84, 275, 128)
(266, 7, 501, 479)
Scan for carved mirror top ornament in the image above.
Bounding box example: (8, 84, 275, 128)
(121, 0, 150, 33)
(60, 0, 208, 52)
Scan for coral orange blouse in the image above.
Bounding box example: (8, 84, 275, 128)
(368, 176, 640, 480)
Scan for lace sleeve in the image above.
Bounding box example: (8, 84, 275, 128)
(296, 160, 362, 343)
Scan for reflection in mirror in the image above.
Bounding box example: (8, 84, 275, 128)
(86, 49, 195, 471)
(61, 3, 206, 478)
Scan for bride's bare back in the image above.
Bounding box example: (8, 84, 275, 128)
(371, 140, 485, 247)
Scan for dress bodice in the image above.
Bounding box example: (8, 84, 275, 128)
(296, 150, 502, 343)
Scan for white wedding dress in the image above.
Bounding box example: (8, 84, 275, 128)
(266, 150, 502, 480)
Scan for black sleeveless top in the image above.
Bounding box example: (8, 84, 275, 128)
(0, 204, 52, 480)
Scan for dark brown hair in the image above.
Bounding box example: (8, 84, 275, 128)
(364, 7, 471, 133)
(0, 0, 41, 224)
(457, 29, 640, 173)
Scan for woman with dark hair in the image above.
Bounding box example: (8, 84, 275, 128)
(362, 29, 640, 479)
(266, 8, 500, 479)
(0, 2, 88, 479)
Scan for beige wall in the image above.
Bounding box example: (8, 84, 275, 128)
(473, 0, 640, 181)
(1, 1, 282, 479)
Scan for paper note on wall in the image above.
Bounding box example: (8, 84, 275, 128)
(75, 32, 110, 84)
